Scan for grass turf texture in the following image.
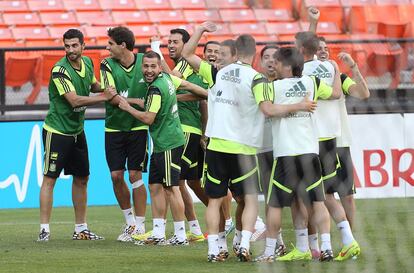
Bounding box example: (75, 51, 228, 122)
(0, 198, 413, 273)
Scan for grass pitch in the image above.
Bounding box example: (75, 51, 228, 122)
(0, 198, 413, 273)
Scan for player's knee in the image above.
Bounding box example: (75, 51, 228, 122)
(110, 171, 124, 184)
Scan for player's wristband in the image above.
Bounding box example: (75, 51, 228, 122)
(150, 41, 164, 60)
(109, 93, 118, 101)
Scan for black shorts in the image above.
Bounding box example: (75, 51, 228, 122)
(149, 146, 184, 187)
(42, 129, 89, 178)
(180, 133, 203, 180)
(267, 154, 325, 208)
(319, 138, 339, 189)
(257, 151, 273, 198)
(105, 130, 148, 172)
(204, 149, 260, 199)
(327, 147, 356, 197)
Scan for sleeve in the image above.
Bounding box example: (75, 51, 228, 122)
(146, 86, 162, 114)
(198, 60, 217, 88)
(173, 59, 193, 80)
(100, 59, 116, 89)
(313, 76, 333, 100)
(51, 66, 75, 96)
(169, 74, 183, 89)
(340, 73, 356, 95)
(252, 73, 272, 105)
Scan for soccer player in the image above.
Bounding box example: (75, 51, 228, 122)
(255, 46, 340, 262)
(38, 29, 110, 241)
(100, 26, 148, 242)
(117, 50, 207, 246)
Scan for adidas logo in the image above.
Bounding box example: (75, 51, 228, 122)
(217, 90, 223, 96)
(221, 68, 241, 83)
(119, 89, 129, 97)
(311, 64, 332, 79)
(139, 78, 145, 83)
(286, 81, 307, 97)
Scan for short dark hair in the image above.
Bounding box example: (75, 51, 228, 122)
(143, 50, 161, 61)
(274, 47, 304, 77)
(260, 45, 279, 59)
(235, 34, 256, 57)
(107, 26, 135, 51)
(295, 31, 319, 56)
(203, 40, 220, 53)
(318, 36, 326, 42)
(220, 39, 237, 56)
(63, 29, 84, 44)
(170, 28, 190, 43)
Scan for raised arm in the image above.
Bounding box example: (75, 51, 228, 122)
(308, 6, 320, 33)
(338, 52, 370, 99)
(328, 59, 342, 99)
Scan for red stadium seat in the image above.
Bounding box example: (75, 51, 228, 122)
(229, 22, 266, 35)
(183, 10, 221, 23)
(128, 25, 158, 37)
(0, 29, 14, 41)
(84, 26, 111, 38)
(266, 22, 302, 35)
(253, 9, 294, 22)
(0, 40, 24, 48)
(301, 0, 345, 32)
(27, 0, 65, 12)
(271, 0, 294, 10)
(40, 12, 79, 26)
(147, 10, 186, 24)
(170, 0, 206, 9)
(206, 0, 247, 9)
(377, 22, 410, 38)
(77, 11, 114, 26)
(99, 0, 137, 10)
(0, 1, 29, 12)
(134, 0, 171, 10)
(219, 9, 257, 23)
(3, 13, 42, 27)
(12, 27, 50, 40)
(63, 0, 101, 11)
(112, 11, 149, 25)
(300, 21, 341, 34)
(25, 38, 62, 47)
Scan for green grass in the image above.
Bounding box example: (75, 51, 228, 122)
(0, 198, 413, 273)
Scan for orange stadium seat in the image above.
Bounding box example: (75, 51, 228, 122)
(340, 0, 375, 6)
(207, 23, 232, 36)
(76, 11, 114, 26)
(219, 9, 257, 23)
(349, 5, 400, 33)
(206, 0, 247, 9)
(25, 38, 62, 47)
(48, 26, 86, 39)
(229, 22, 266, 35)
(376, 0, 410, 4)
(377, 22, 410, 38)
(84, 26, 112, 39)
(253, 9, 294, 22)
(157, 24, 194, 36)
(127, 24, 158, 42)
(27, 0, 65, 12)
(147, 10, 186, 24)
(271, 0, 294, 10)
(12, 27, 50, 40)
(266, 22, 302, 35)
(63, 0, 101, 11)
(0, 29, 14, 41)
(112, 11, 149, 25)
(170, 0, 206, 9)
(40, 12, 79, 26)
(183, 10, 221, 23)
(3, 12, 42, 27)
(134, 0, 171, 10)
(0, 1, 29, 12)
(300, 21, 341, 34)
(40, 51, 66, 86)
(98, 0, 137, 10)
(398, 5, 414, 37)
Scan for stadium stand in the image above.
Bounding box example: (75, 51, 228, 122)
(99, 0, 137, 11)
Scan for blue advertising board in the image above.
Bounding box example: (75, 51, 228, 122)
(0, 120, 150, 209)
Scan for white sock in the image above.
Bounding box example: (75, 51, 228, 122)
(320, 233, 332, 251)
(276, 229, 284, 246)
(122, 208, 136, 226)
(208, 234, 220, 255)
(295, 228, 309, 252)
(152, 218, 165, 238)
(233, 229, 242, 245)
(75, 223, 88, 233)
(188, 220, 203, 236)
(264, 237, 277, 256)
(218, 232, 228, 252)
(135, 216, 145, 233)
(255, 217, 266, 230)
(40, 224, 50, 233)
(240, 230, 252, 250)
(337, 220, 355, 246)
(308, 233, 320, 251)
(174, 221, 186, 240)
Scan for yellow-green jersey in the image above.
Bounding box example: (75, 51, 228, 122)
(44, 56, 96, 135)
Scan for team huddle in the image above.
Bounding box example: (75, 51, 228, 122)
(37, 7, 369, 263)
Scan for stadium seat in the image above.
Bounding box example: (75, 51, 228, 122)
(76, 11, 114, 26)
(112, 11, 149, 25)
(183, 10, 222, 23)
(40, 12, 79, 26)
(98, 0, 137, 10)
(127, 24, 158, 37)
(266, 22, 302, 35)
(229, 22, 266, 35)
(134, 0, 171, 10)
(207, 23, 232, 36)
(12, 27, 50, 40)
(40, 51, 66, 86)
(398, 4, 414, 37)
(377, 22, 410, 38)
(157, 24, 194, 37)
(63, 0, 101, 11)
(206, 0, 247, 9)
(349, 5, 400, 33)
(6, 54, 42, 104)
(219, 9, 257, 23)
(271, 0, 294, 10)
(340, 0, 375, 6)
(27, 0, 65, 12)
(0, 29, 14, 41)
(300, 21, 341, 34)
(170, 0, 206, 9)
(147, 10, 186, 24)
(375, 0, 410, 4)
(0, 40, 24, 48)
(253, 9, 294, 22)
(49, 26, 88, 40)
(0, 1, 29, 12)
(3, 13, 42, 27)
(25, 38, 62, 47)
(300, 0, 345, 32)
(84, 26, 111, 39)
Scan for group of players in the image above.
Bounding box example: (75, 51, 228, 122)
(37, 7, 369, 263)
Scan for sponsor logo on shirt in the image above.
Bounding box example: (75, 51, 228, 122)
(119, 89, 129, 97)
(214, 90, 239, 106)
(221, 68, 241, 84)
(310, 64, 332, 79)
(286, 81, 307, 97)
